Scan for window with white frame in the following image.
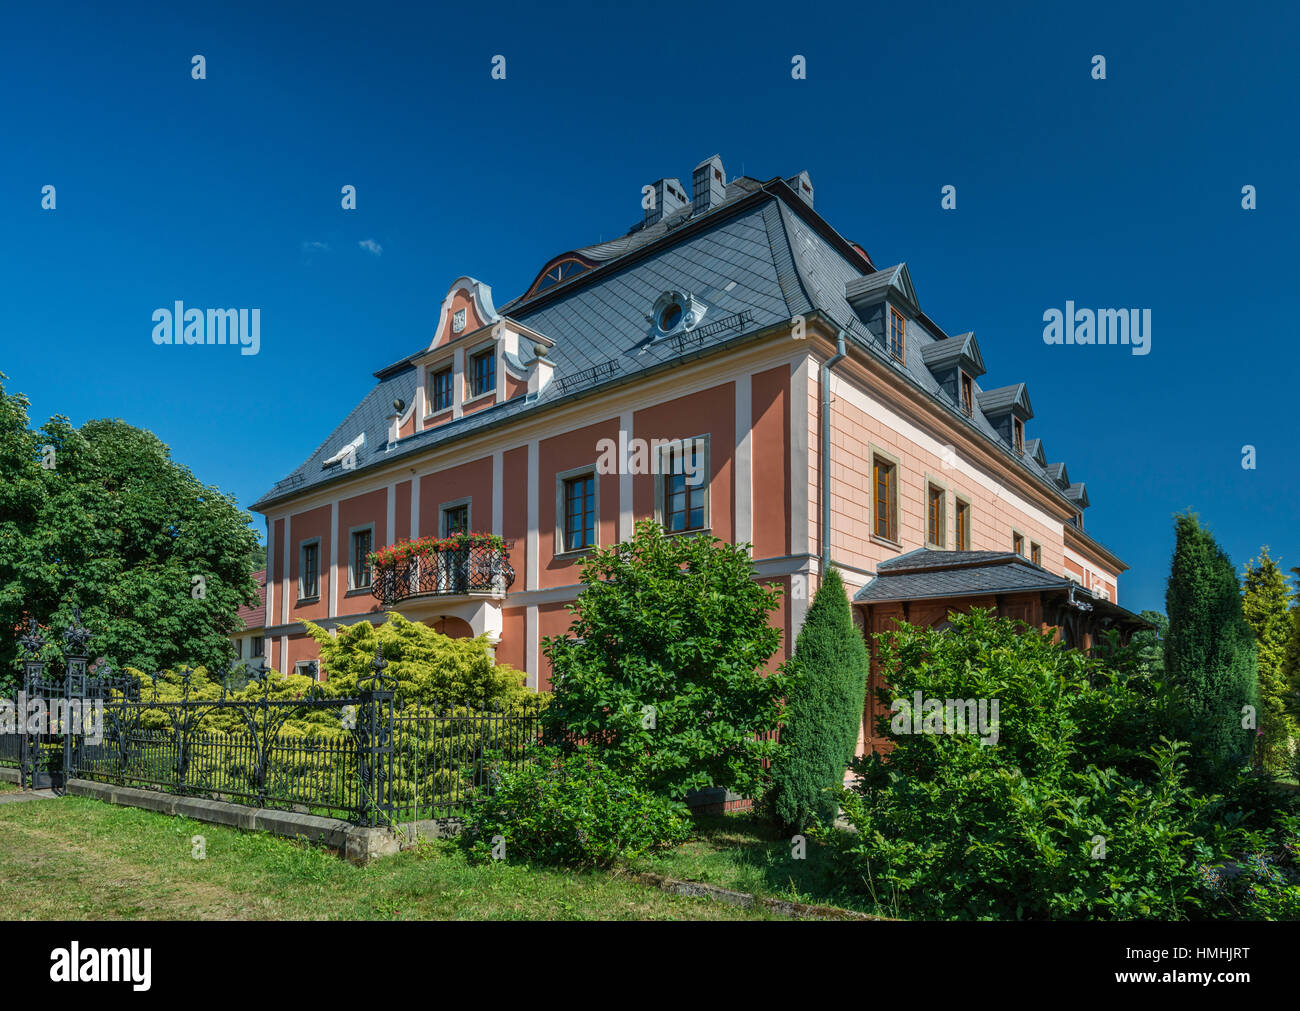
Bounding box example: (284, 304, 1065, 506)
(657, 437, 708, 534)
(559, 470, 597, 553)
(468, 347, 496, 398)
(349, 526, 373, 589)
(299, 540, 320, 600)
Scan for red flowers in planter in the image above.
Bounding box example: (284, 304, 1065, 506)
(368, 532, 507, 570)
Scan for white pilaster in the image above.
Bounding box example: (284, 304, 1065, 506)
(734, 374, 752, 548)
(619, 410, 633, 541)
(492, 450, 503, 535)
(526, 439, 539, 591)
(328, 502, 338, 619)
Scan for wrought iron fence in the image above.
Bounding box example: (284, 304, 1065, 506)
(0, 731, 19, 769)
(6, 613, 540, 826)
(72, 695, 370, 820)
(391, 704, 540, 821)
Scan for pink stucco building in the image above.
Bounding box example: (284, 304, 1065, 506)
(251, 155, 1144, 752)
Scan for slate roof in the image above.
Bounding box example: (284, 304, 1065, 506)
(252, 164, 1113, 563)
(977, 383, 1034, 419)
(844, 263, 917, 309)
(855, 549, 1072, 603)
(920, 330, 985, 375)
(852, 550, 1150, 629)
(254, 190, 810, 510)
(524, 176, 768, 289)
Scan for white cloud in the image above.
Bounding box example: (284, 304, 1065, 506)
(300, 240, 330, 253)
(359, 238, 383, 256)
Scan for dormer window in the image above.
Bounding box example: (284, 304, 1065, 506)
(1013, 417, 1024, 454)
(960, 371, 974, 417)
(651, 290, 706, 339)
(888, 307, 906, 363)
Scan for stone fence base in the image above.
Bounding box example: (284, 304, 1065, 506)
(64, 780, 401, 863)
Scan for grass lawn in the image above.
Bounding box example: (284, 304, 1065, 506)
(631, 812, 886, 917)
(0, 794, 780, 920)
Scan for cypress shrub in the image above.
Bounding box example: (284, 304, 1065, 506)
(1241, 548, 1298, 771)
(768, 567, 870, 831)
(1164, 512, 1259, 784)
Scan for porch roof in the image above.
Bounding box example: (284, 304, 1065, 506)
(851, 549, 1151, 630)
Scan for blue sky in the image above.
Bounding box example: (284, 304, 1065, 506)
(2, 0, 1297, 614)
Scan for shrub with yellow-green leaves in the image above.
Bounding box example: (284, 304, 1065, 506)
(303, 611, 547, 715)
(118, 665, 342, 737)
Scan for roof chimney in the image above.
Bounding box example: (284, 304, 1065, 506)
(692, 155, 726, 214)
(786, 171, 814, 207)
(644, 177, 689, 226)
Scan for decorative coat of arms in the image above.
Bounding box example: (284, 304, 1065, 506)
(452, 308, 466, 333)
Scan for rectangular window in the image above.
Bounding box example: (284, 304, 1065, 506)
(430, 367, 453, 412)
(469, 348, 496, 398)
(661, 439, 708, 534)
(872, 455, 897, 542)
(927, 484, 945, 548)
(888, 307, 906, 363)
(350, 527, 373, 589)
(1030, 542, 1042, 566)
(251, 636, 264, 658)
(299, 541, 319, 599)
(294, 660, 320, 681)
(443, 505, 469, 537)
(562, 473, 596, 552)
(960, 371, 974, 418)
(955, 499, 971, 550)
(1012, 532, 1025, 557)
(234, 638, 243, 659)
(1013, 417, 1025, 454)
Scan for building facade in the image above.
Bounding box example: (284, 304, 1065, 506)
(251, 155, 1143, 728)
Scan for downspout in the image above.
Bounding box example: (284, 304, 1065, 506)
(820, 330, 848, 575)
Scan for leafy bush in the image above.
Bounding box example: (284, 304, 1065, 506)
(119, 665, 337, 735)
(835, 610, 1218, 920)
(541, 521, 791, 801)
(1194, 815, 1300, 920)
(463, 745, 692, 867)
(767, 567, 868, 831)
(304, 612, 542, 713)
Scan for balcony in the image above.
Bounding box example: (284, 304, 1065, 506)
(370, 534, 516, 607)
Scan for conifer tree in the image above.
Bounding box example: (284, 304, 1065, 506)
(1241, 548, 1297, 770)
(768, 568, 871, 830)
(1164, 512, 1258, 784)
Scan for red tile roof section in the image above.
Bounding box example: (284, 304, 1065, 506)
(236, 569, 267, 631)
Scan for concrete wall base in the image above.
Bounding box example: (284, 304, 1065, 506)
(64, 779, 402, 863)
(396, 816, 466, 842)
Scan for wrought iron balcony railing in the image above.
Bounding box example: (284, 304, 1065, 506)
(370, 538, 516, 606)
